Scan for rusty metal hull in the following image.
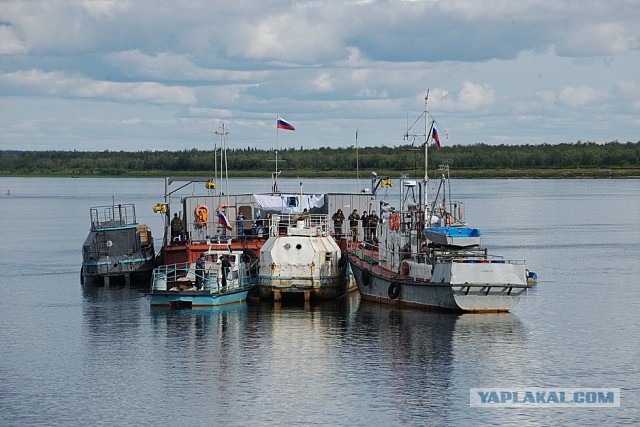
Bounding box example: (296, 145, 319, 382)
(257, 221, 348, 301)
(258, 277, 346, 300)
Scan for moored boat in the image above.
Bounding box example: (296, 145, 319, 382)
(258, 214, 351, 302)
(81, 203, 155, 286)
(150, 247, 258, 308)
(153, 124, 376, 272)
(348, 95, 534, 312)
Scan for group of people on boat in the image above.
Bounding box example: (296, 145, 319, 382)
(172, 204, 384, 246)
(332, 208, 379, 243)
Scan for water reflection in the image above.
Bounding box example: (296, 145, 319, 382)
(348, 301, 460, 423)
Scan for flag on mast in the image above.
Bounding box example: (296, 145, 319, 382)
(432, 127, 441, 151)
(277, 116, 295, 131)
(217, 212, 232, 231)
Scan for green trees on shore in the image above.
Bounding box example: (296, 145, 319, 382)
(2, 140, 639, 178)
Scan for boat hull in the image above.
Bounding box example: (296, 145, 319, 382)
(349, 257, 528, 313)
(150, 289, 250, 307)
(258, 277, 346, 300)
(82, 256, 155, 284)
(257, 222, 348, 300)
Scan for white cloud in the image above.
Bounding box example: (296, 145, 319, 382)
(1, 0, 639, 150)
(80, 0, 132, 20)
(107, 50, 267, 81)
(431, 82, 496, 112)
(557, 23, 640, 56)
(0, 69, 196, 104)
(558, 86, 602, 108)
(0, 25, 27, 54)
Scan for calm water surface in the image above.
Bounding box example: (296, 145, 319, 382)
(0, 177, 638, 426)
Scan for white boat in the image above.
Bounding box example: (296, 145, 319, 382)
(348, 95, 534, 312)
(258, 214, 351, 302)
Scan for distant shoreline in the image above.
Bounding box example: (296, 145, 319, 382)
(2, 168, 639, 179)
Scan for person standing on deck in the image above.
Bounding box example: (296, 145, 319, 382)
(195, 253, 206, 290)
(332, 209, 345, 240)
(369, 210, 380, 243)
(361, 211, 370, 242)
(237, 212, 246, 236)
(221, 255, 232, 289)
(170, 213, 183, 243)
(348, 209, 360, 242)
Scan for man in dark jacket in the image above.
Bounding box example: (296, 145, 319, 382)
(368, 210, 380, 243)
(361, 211, 370, 242)
(195, 253, 206, 290)
(332, 209, 345, 240)
(348, 209, 360, 241)
(221, 255, 232, 289)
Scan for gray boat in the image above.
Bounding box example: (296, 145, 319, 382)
(81, 203, 155, 286)
(348, 96, 534, 312)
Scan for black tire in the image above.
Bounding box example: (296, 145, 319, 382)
(388, 282, 401, 300)
(361, 269, 370, 287)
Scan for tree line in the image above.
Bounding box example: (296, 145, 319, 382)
(1, 140, 639, 178)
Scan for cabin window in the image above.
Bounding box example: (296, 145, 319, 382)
(239, 205, 252, 218)
(287, 196, 298, 208)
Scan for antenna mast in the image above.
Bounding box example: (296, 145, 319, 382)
(424, 90, 430, 213)
(214, 123, 229, 194)
(355, 129, 360, 192)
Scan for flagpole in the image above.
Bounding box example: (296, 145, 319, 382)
(424, 91, 430, 216)
(274, 115, 279, 193)
(355, 129, 360, 192)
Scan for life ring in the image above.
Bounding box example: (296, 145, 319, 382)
(389, 213, 401, 231)
(388, 282, 401, 299)
(361, 268, 370, 287)
(194, 204, 209, 227)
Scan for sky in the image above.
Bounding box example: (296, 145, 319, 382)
(1, 0, 639, 152)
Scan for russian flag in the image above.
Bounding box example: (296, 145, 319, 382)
(218, 212, 232, 231)
(432, 128, 441, 151)
(277, 116, 295, 131)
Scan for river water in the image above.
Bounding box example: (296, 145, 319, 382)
(0, 177, 638, 425)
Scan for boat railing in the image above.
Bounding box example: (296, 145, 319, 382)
(350, 239, 525, 269)
(90, 204, 137, 229)
(268, 213, 331, 236)
(151, 258, 258, 293)
(427, 200, 467, 227)
(180, 216, 269, 244)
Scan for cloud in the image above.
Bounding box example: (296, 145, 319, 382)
(0, 69, 196, 104)
(558, 85, 602, 108)
(107, 50, 267, 82)
(0, 24, 27, 55)
(1, 0, 639, 150)
(557, 22, 640, 56)
(431, 81, 496, 112)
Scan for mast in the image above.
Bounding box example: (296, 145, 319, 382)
(423, 90, 430, 214)
(273, 115, 281, 193)
(215, 123, 229, 195)
(355, 129, 360, 192)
